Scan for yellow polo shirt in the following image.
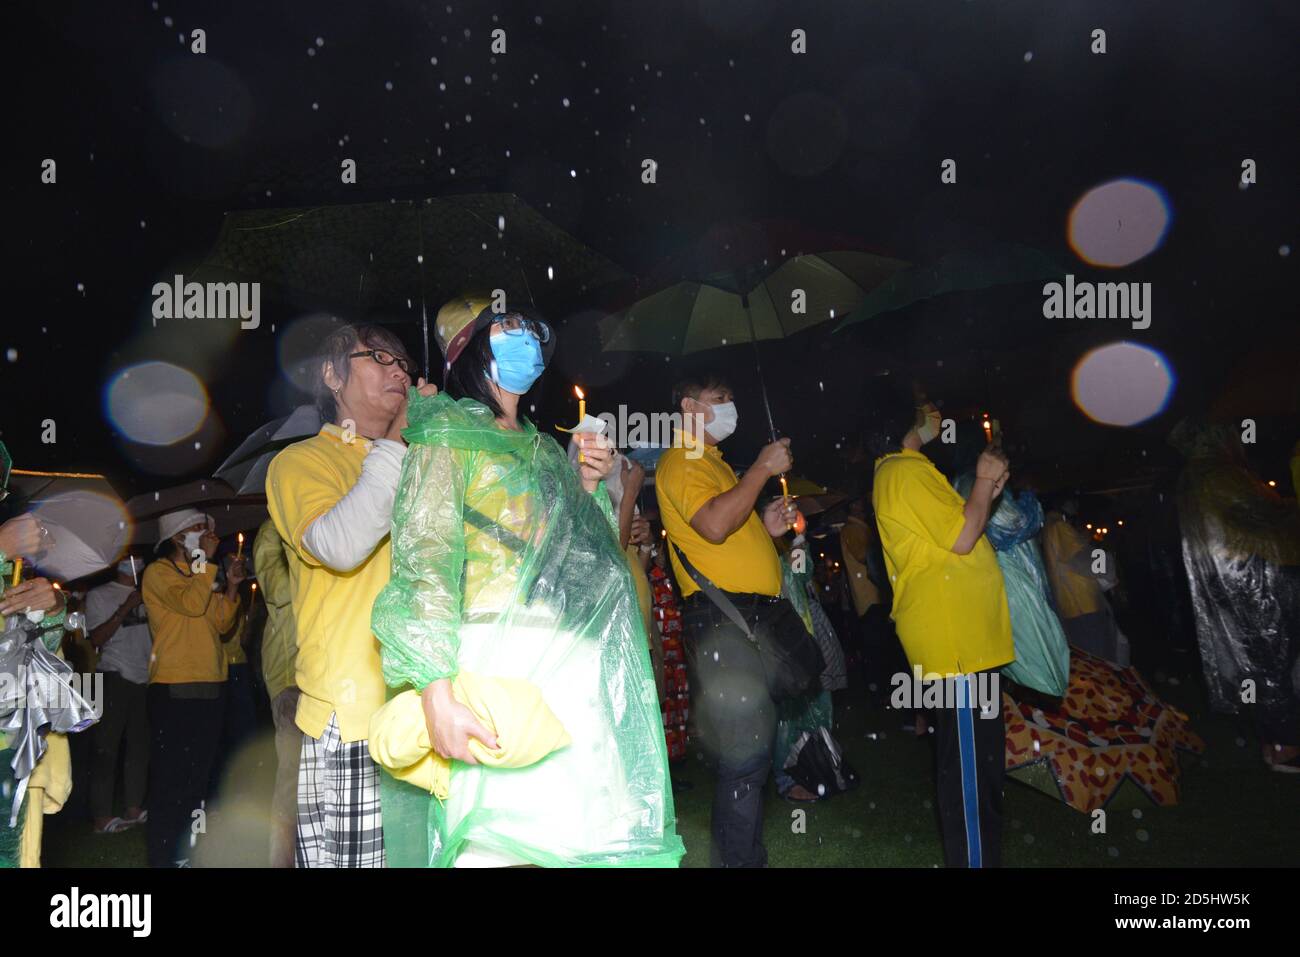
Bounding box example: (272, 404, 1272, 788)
(655, 432, 782, 598)
(142, 559, 238, 684)
(266, 424, 390, 743)
(872, 449, 1013, 676)
(253, 518, 298, 702)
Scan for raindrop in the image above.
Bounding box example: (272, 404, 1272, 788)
(1132, 809, 1143, 819)
(1136, 829, 1150, 842)
(5, 349, 16, 362)
(818, 381, 824, 391)
(743, 113, 751, 122)
(1023, 833, 1035, 844)
(1281, 245, 1292, 257)
(307, 49, 316, 57)
(417, 255, 423, 264)
(311, 102, 319, 111)
(163, 15, 173, 27)
(76, 282, 85, 293)
(140, 220, 147, 229)
(194, 442, 201, 450)
(534, 14, 542, 24)
(438, 82, 446, 91)
(547, 266, 554, 280)
(464, 75, 472, 84)
(385, 81, 393, 91)
(1023, 51, 1033, 62)
(498, 215, 505, 231)
(562, 97, 570, 107)
(316, 36, 324, 47)
(1108, 846, 1120, 858)
(430, 56, 438, 66)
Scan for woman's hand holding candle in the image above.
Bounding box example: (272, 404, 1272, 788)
(576, 433, 615, 493)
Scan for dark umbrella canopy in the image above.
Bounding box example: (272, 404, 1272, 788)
(215, 404, 323, 496)
(197, 194, 630, 375)
(833, 243, 1067, 331)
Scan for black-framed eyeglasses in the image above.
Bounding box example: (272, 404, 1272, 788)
(349, 349, 414, 376)
(491, 313, 551, 344)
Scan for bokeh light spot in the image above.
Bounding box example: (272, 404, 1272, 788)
(1068, 179, 1170, 267)
(106, 361, 209, 445)
(1071, 342, 1174, 426)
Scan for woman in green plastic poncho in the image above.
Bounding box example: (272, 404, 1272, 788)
(371, 296, 684, 867)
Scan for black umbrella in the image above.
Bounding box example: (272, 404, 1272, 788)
(197, 194, 629, 379)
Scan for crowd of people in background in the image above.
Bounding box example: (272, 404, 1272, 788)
(2, 298, 1297, 870)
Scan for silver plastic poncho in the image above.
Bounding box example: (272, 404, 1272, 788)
(1170, 421, 1300, 740)
(371, 393, 684, 867)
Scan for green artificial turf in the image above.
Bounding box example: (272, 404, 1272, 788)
(40, 656, 1297, 868)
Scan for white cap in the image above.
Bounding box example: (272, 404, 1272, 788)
(156, 509, 212, 548)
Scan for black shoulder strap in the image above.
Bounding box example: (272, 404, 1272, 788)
(671, 543, 754, 639)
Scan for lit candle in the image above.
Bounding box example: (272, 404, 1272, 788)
(982, 415, 992, 444)
(11, 559, 22, 587)
(236, 532, 244, 560)
(779, 475, 794, 530)
(250, 582, 258, 608)
(574, 385, 586, 463)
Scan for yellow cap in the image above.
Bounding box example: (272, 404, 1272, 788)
(435, 294, 494, 366)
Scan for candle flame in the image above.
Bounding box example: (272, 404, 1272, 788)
(574, 385, 584, 400)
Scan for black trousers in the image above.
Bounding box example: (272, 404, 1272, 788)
(928, 670, 1005, 868)
(683, 591, 807, 868)
(146, 684, 226, 867)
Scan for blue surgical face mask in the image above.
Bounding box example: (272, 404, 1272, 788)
(489, 331, 546, 394)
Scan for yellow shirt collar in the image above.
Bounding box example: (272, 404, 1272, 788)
(673, 428, 720, 458)
(319, 422, 373, 452)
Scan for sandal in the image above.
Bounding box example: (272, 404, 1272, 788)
(94, 817, 128, 834)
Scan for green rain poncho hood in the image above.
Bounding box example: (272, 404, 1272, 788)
(371, 392, 683, 867)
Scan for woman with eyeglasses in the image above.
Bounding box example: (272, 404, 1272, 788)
(265, 323, 435, 867)
(371, 295, 684, 868)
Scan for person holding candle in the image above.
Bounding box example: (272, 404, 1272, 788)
(140, 509, 247, 867)
(370, 294, 684, 867)
(655, 373, 813, 868)
(266, 322, 435, 868)
(862, 375, 1012, 868)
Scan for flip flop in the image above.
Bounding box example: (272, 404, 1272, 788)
(94, 817, 128, 834)
(120, 810, 148, 826)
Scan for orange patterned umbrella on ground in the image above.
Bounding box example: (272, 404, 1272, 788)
(1004, 648, 1204, 813)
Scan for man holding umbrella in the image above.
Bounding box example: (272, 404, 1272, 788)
(655, 374, 804, 868)
(266, 323, 434, 868)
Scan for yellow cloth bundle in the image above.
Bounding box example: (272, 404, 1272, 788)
(368, 674, 571, 799)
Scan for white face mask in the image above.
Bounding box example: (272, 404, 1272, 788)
(703, 400, 738, 441)
(915, 403, 942, 444)
(182, 531, 203, 553)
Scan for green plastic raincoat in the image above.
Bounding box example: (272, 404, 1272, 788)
(371, 393, 684, 867)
